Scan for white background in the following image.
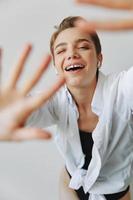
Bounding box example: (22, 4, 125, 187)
(0, 0, 133, 199)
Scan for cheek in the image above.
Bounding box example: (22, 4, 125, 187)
(87, 52, 97, 65)
(55, 54, 66, 70)
(54, 58, 64, 73)
(54, 56, 61, 67)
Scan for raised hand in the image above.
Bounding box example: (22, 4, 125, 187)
(75, 0, 133, 10)
(0, 45, 65, 141)
(75, 0, 133, 30)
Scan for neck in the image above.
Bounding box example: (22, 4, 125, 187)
(68, 77, 97, 110)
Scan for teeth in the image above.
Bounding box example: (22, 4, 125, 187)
(65, 64, 84, 71)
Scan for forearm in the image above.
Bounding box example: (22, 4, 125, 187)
(59, 167, 79, 200)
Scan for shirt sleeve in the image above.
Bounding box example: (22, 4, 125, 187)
(26, 95, 59, 128)
(121, 66, 133, 112)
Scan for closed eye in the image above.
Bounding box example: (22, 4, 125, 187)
(56, 49, 66, 55)
(79, 46, 90, 50)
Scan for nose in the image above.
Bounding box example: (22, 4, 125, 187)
(67, 48, 80, 60)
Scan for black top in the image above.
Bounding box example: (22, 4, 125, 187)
(79, 129, 93, 170)
(66, 130, 129, 200)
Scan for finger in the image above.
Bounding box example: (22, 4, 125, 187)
(7, 77, 65, 125)
(0, 132, 10, 141)
(28, 76, 65, 110)
(12, 128, 51, 141)
(21, 54, 51, 96)
(75, 0, 133, 10)
(6, 44, 32, 90)
(12, 128, 52, 141)
(77, 19, 133, 31)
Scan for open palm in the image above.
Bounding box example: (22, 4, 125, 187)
(0, 45, 65, 141)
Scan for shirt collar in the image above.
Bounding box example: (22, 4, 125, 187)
(64, 85, 79, 118)
(64, 71, 106, 116)
(64, 85, 73, 105)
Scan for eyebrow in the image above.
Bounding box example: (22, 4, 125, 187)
(54, 43, 66, 50)
(54, 38, 92, 50)
(76, 38, 92, 44)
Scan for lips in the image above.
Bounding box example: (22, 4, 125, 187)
(64, 64, 85, 72)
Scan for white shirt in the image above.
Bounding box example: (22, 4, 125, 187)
(27, 67, 133, 200)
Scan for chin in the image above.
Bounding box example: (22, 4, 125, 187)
(66, 79, 85, 88)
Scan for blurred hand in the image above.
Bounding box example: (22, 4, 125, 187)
(0, 45, 65, 141)
(75, 0, 133, 10)
(75, 0, 133, 31)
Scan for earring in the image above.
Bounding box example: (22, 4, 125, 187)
(97, 62, 101, 68)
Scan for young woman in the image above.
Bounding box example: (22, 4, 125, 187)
(0, 0, 133, 200)
(27, 16, 133, 200)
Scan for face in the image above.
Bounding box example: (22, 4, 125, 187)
(53, 27, 102, 89)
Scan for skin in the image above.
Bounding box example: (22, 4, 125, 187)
(74, 0, 133, 30)
(59, 167, 79, 200)
(0, 44, 65, 141)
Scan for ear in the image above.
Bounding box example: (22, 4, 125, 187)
(97, 53, 103, 68)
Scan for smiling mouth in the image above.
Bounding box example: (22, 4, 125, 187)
(65, 64, 85, 72)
